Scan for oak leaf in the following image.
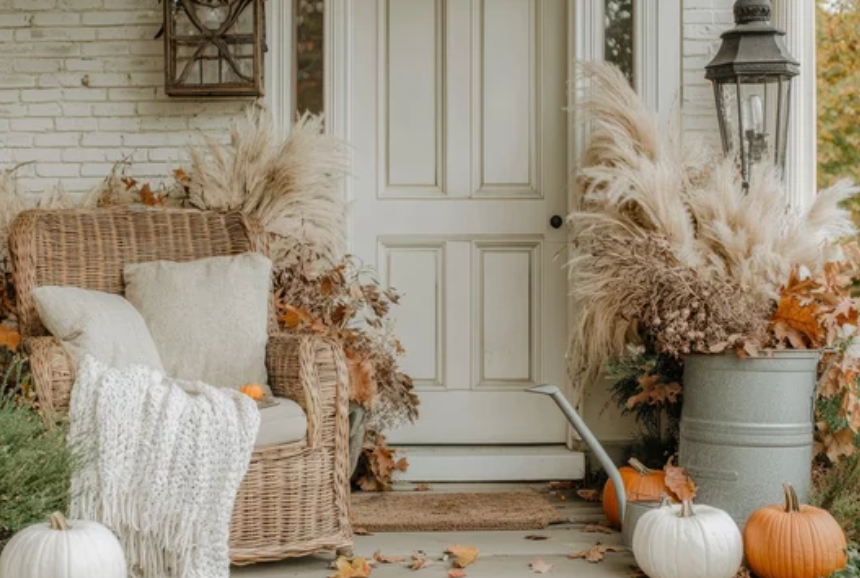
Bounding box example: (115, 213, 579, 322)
(663, 458, 697, 503)
(771, 295, 824, 348)
(530, 559, 553, 574)
(569, 543, 626, 563)
(373, 551, 404, 564)
(139, 183, 164, 207)
(329, 557, 372, 578)
(445, 545, 479, 569)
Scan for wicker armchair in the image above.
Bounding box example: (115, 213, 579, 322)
(9, 207, 353, 565)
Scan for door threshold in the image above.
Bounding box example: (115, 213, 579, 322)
(391, 445, 585, 483)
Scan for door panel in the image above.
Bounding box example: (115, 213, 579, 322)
(353, 0, 569, 446)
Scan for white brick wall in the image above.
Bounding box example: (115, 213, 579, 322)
(682, 0, 737, 149)
(0, 0, 248, 196)
(1, 0, 737, 195)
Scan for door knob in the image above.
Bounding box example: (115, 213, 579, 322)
(550, 215, 564, 229)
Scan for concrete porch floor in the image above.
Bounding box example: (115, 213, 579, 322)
(233, 484, 636, 578)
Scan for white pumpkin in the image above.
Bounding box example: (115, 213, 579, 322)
(632, 501, 743, 578)
(0, 512, 126, 578)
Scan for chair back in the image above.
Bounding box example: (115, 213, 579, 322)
(10, 207, 265, 337)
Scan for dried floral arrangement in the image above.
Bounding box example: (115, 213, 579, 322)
(0, 107, 419, 490)
(571, 62, 860, 463)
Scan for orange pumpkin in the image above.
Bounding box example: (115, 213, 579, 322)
(744, 483, 847, 578)
(602, 458, 668, 528)
(240, 383, 265, 401)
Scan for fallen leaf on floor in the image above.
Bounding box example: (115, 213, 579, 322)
(409, 552, 433, 570)
(445, 545, 479, 568)
(373, 551, 405, 564)
(628, 566, 647, 578)
(329, 557, 372, 578)
(524, 534, 550, 541)
(353, 526, 374, 536)
(549, 481, 575, 490)
(530, 559, 553, 574)
(569, 543, 626, 563)
(414, 483, 431, 491)
(583, 524, 614, 534)
(734, 566, 753, 578)
(576, 489, 601, 502)
(447, 570, 467, 578)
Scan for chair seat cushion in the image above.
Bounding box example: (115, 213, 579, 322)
(256, 397, 307, 448)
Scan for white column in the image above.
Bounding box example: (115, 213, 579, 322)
(264, 0, 293, 139)
(773, 0, 817, 208)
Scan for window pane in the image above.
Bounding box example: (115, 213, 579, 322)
(295, 0, 324, 115)
(605, 0, 634, 86)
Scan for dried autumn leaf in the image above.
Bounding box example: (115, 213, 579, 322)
(373, 551, 405, 564)
(576, 489, 601, 502)
(771, 294, 824, 348)
(569, 543, 626, 563)
(329, 557, 372, 578)
(583, 524, 614, 535)
(824, 428, 857, 461)
(353, 526, 373, 536)
(173, 168, 190, 183)
(413, 483, 430, 492)
(663, 458, 697, 503)
(445, 545, 479, 569)
(139, 183, 163, 207)
(524, 534, 550, 541)
(549, 481, 575, 490)
(347, 350, 377, 406)
(280, 304, 303, 329)
(447, 570, 467, 578)
(530, 559, 553, 574)
(409, 553, 433, 571)
(627, 374, 682, 408)
(0, 325, 21, 351)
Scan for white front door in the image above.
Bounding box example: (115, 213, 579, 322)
(351, 0, 577, 478)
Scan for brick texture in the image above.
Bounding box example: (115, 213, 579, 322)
(0, 0, 247, 195)
(1, 1, 736, 195)
(683, 0, 736, 150)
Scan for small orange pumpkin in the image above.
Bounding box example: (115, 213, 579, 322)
(240, 383, 265, 401)
(744, 483, 847, 578)
(602, 458, 668, 528)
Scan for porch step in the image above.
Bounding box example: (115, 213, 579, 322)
(391, 445, 586, 482)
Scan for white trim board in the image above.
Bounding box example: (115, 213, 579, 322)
(393, 446, 586, 483)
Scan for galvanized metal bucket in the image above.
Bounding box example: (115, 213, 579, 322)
(679, 350, 820, 527)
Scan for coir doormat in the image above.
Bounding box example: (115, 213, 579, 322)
(350, 491, 566, 532)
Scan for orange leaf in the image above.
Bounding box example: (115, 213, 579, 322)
(373, 551, 405, 564)
(329, 557, 372, 578)
(409, 553, 433, 571)
(583, 524, 614, 535)
(445, 545, 479, 569)
(771, 294, 824, 348)
(138, 183, 163, 207)
(0, 326, 21, 351)
(448, 571, 467, 578)
(413, 483, 430, 492)
(576, 489, 601, 503)
(663, 457, 697, 503)
(173, 168, 190, 183)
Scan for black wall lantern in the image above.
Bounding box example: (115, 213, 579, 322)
(706, 0, 799, 187)
(163, 0, 265, 97)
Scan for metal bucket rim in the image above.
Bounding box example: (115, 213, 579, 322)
(685, 349, 823, 361)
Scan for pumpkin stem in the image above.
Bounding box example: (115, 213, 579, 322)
(628, 458, 653, 475)
(678, 499, 695, 518)
(782, 483, 801, 513)
(49, 511, 69, 531)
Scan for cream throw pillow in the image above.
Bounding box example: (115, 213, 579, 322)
(32, 286, 165, 372)
(123, 253, 272, 391)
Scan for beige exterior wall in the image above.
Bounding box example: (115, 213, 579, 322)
(0, 0, 251, 197)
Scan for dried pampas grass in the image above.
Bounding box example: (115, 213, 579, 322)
(568, 62, 857, 392)
(187, 106, 350, 269)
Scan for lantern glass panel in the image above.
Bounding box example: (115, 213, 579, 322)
(715, 77, 792, 180)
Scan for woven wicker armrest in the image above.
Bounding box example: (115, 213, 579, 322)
(266, 333, 349, 449)
(24, 336, 75, 419)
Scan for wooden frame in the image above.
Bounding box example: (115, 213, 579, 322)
(163, 0, 266, 97)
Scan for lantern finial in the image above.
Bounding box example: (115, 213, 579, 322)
(733, 0, 772, 24)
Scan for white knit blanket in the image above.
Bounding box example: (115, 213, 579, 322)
(69, 356, 260, 578)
